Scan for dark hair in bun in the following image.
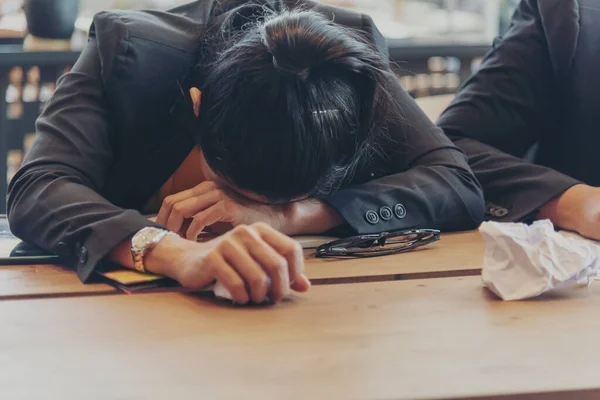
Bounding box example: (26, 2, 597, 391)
(193, 5, 399, 202)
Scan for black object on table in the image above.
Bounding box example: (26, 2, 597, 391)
(0, 214, 59, 265)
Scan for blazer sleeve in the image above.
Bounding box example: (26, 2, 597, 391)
(323, 15, 485, 234)
(437, 0, 580, 222)
(7, 14, 157, 283)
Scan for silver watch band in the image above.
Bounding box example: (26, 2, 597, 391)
(131, 227, 178, 273)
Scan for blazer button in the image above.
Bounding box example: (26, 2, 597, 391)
(78, 246, 88, 265)
(394, 204, 407, 219)
(55, 242, 69, 256)
(379, 206, 393, 221)
(365, 210, 380, 225)
(491, 207, 509, 218)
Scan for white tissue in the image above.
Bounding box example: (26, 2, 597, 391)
(212, 281, 233, 301)
(480, 220, 600, 300)
(212, 279, 272, 303)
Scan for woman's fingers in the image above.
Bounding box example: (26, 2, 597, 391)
(252, 222, 309, 292)
(229, 225, 290, 302)
(156, 181, 219, 226)
(157, 189, 194, 226)
(219, 238, 271, 303)
(179, 223, 309, 305)
(163, 189, 223, 233)
(187, 202, 226, 240)
(204, 252, 250, 304)
(217, 224, 304, 302)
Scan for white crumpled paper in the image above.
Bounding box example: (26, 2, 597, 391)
(480, 220, 600, 300)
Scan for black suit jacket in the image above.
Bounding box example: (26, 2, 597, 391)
(7, 0, 484, 283)
(439, 0, 594, 222)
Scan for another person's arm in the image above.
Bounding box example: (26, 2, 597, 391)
(537, 184, 600, 240)
(437, 0, 582, 226)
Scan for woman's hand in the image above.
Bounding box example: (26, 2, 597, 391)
(146, 223, 310, 304)
(155, 181, 344, 239)
(156, 181, 289, 240)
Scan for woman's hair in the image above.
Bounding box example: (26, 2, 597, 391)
(193, 5, 399, 202)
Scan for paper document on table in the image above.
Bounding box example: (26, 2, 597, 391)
(101, 269, 165, 285)
(99, 268, 215, 294)
(480, 220, 600, 300)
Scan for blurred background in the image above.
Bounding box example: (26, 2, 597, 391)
(76, 0, 515, 42)
(1, 0, 520, 45)
(0, 0, 519, 212)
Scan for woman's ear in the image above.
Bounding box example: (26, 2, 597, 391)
(189, 87, 202, 117)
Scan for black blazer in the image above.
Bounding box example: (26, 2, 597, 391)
(439, 0, 594, 222)
(7, 0, 484, 283)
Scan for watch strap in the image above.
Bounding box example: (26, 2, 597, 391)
(132, 229, 178, 273)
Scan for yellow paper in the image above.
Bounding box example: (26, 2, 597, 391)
(101, 269, 165, 285)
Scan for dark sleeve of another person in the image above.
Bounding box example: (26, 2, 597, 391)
(7, 14, 158, 283)
(323, 15, 486, 235)
(437, 0, 580, 223)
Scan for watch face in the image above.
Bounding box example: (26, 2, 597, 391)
(132, 228, 162, 252)
(132, 233, 149, 249)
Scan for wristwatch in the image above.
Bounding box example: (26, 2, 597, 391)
(131, 227, 178, 273)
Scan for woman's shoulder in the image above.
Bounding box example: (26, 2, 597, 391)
(89, 6, 206, 56)
(86, 6, 209, 89)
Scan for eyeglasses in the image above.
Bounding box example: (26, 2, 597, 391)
(315, 229, 440, 258)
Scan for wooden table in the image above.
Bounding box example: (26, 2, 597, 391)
(0, 231, 484, 297)
(0, 264, 118, 299)
(2, 276, 599, 400)
(305, 230, 483, 283)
